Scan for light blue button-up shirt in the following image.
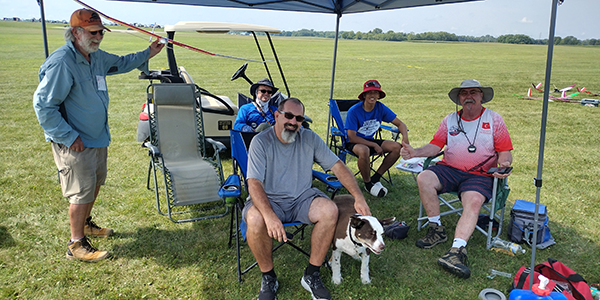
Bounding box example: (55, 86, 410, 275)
(33, 40, 151, 148)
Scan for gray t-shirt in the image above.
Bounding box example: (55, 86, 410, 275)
(247, 127, 340, 205)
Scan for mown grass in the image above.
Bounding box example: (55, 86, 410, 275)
(1, 21, 600, 299)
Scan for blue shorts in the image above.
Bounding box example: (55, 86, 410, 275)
(427, 164, 493, 201)
(242, 187, 328, 225)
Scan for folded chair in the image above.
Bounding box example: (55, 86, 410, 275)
(219, 130, 342, 282)
(416, 153, 510, 250)
(144, 83, 229, 223)
(328, 98, 400, 186)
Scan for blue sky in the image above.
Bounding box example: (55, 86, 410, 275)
(3, 0, 599, 39)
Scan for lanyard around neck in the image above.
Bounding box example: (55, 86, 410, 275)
(253, 101, 274, 125)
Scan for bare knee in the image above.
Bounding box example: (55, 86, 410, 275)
(460, 191, 486, 212)
(352, 144, 370, 159)
(416, 170, 440, 190)
(309, 198, 338, 224)
(245, 206, 266, 234)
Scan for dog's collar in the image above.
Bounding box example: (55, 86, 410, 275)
(348, 216, 363, 247)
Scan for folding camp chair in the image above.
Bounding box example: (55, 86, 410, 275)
(328, 98, 400, 186)
(415, 153, 510, 250)
(219, 130, 342, 282)
(144, 83, 229, 223)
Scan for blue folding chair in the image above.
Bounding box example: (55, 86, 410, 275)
(219, 130, 342, 282)
(328, 98, 400, 186)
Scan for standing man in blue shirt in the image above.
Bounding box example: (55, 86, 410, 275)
(33, 9, 164, 262)
(345, 80, 410, 197)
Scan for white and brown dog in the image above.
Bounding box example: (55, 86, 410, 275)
(331, 195, 395, 285)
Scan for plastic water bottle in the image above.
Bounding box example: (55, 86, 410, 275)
(491, 237, 526, 255)
(508, 275, 568, 300)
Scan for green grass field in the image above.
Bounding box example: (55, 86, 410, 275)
(1, 21, 600, 299)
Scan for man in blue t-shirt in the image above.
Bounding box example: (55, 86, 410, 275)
(345, 80, 410, 197)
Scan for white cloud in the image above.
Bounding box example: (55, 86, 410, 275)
(520, 17, 533, 23)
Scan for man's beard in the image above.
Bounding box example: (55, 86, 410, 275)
(79, 34, 101, 54)
(280, 124, 298, 143)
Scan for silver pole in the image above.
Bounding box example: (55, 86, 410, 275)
(529, 0, 560, 289)
(326, 13, 341, 146)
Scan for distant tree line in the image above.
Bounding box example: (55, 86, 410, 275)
(278, 28, 599, 46)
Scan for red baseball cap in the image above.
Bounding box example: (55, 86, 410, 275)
(70, 9, 110, 32)
(358, 80, 386, 101)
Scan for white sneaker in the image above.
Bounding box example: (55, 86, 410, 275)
(366, 182, 387, 197)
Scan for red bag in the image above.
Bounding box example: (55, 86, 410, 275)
(512, 258, 593, 300)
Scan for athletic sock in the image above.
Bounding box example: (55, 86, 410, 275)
(263, 269, 276, 279)
(371, 172, 382, 184)
(365, 181, 374, 191)
(428, 215, 442, 226)
(305, 263, 320, 276)
(452, 238, 467, 249)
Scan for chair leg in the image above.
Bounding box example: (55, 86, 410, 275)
(232, 202, 243, 282)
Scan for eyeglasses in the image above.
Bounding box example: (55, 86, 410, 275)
(459, 89, 482, 96)
(278, 111, 305, 123)
(258, 89, 273, 94)
(365, 80, 381, 88)
(87, 29, 105, 36)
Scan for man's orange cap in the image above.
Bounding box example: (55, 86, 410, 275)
(70, 9, 110, 32)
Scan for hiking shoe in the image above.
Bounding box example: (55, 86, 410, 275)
(365, 181, 388, 197)
(258, 274, 279, 300)
(84, 216, 113, 237)
(437, 246, 471, 279)
(416, 223, 447, 249)
(301, 271, 331, 300)
(66, 236, 110, 262)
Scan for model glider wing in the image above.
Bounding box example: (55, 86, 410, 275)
(73, 0, 268, 63)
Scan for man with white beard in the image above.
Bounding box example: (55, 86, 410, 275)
(243, 98, 370, 300)
(33, 9, 164, 262)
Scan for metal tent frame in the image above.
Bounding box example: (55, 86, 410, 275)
(38, 0, 566, 287)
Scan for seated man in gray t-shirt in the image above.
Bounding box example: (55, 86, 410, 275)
(243, 97, 370, 300)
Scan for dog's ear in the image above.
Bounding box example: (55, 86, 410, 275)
(350, 215, 365, 229)
(379, 217, 396, 226)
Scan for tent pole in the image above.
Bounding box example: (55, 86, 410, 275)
(529, 0, 560, 289)
(326, 12, 341, 146)
(38, 0, 49, 58)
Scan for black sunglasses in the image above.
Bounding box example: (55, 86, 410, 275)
(258, 89, 273, 94)
(365, 80, 381, 88)
(87, 30, 105, 36)
(278, 111, 305, 123)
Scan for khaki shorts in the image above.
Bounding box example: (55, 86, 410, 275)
(51, 142, 107, 204)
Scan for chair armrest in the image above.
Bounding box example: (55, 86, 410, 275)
(330, 127, 343, 137)
(219, 174, 241, 198)
(379, 124, 397, 133)
(423, 152, 444, 169)
(380, 124, 403, 141)
(312, 170, 343, 191)
(142, 142, 161, 157)
(206, 138, 227, 153)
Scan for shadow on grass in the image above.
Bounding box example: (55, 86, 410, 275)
(110, 219, 233, 268)
(0, 225, 16, 248)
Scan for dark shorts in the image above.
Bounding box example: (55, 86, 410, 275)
(427, 164, 493, 201)
(345, 139, 385, 156)
(242, 187, 328, 225)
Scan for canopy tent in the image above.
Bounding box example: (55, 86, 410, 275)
(39, 0, 564, 288)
